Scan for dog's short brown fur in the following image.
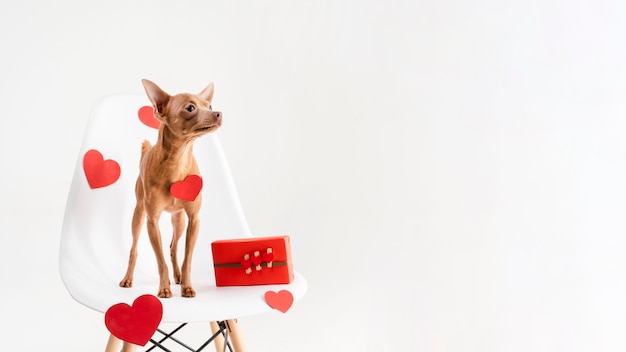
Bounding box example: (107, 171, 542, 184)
(120, 79, 222, 298)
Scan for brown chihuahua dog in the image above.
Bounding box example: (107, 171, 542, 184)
(120, 79, 222, 298)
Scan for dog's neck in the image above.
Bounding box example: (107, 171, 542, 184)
(154, 125, 195, 165)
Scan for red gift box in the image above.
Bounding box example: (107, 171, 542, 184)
(211, 235, 294, 287)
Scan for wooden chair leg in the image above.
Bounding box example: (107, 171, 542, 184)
(210, 321, 225, 352)
(225, 319, 247, 352)
(121, 342, 137, 352)
(105, 334, 121, 352)
(104, 334, 137, 352)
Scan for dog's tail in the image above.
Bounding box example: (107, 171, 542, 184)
(141, 140, 152, 157)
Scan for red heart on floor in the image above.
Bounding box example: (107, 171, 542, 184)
(105, 294, 162, 346)
(264, 290, 294, 313)
(138, 105, 160, 129)
(170, 174, 203, 201)
(83, 149, 121, 189)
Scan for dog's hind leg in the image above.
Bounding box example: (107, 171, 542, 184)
(120, 177, 145, 288)
(170, 211, 185, 285)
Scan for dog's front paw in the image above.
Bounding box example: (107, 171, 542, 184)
(181, 286, 196, 298)
(157, 287, 173, 298)
(119, 278, 133, 288)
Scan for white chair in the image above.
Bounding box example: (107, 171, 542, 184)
(59, 94, 307, 351)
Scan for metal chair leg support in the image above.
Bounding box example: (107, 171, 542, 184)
(105, 320, 243, 352)
(147, 323, 189, 352)
(119, 320, 239, 352)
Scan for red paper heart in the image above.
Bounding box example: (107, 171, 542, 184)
(264, 290, 294, 313)
(170, 174, 203, 201)
(241, 257, 252, 269)
(251, 252, 262, 266)
(138, 105, 160, 129)
(262, 251, 274, 263)
(105, 294, 163, 346)
(83, 149, 121, 189)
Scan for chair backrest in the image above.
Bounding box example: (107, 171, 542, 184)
(59, 94, 251, 316)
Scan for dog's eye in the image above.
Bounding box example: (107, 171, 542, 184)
(186, 104, 195, 113)
(209, 105, 212, 111)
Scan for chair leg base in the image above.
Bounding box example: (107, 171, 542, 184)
(106, 320, 245, 352)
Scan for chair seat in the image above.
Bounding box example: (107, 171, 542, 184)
(59, 94, 307, 322)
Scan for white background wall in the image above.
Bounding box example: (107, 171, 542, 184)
(2, 0, 626, 351)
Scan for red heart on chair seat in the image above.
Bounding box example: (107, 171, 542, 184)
(105, 294, 163, 346)
(264, 290, 294, 313)
(83, 149, 121, 189)
(170, 174, 203, 201)
(138, 105, 160, 129)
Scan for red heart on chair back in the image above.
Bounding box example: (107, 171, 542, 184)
(138, 105, 160, 129)
(105, 294, 163, 346)
(170, 174, 203, 201)
(83, 149, 121, 189)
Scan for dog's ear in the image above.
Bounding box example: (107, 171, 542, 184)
(198, 82, 215, 103)
(142, 79, 170, 118)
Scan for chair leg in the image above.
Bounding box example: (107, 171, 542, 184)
(104, 334, 137, 352)
(210, 321, 225, 352)
(121, 342, 137, 352)
(225, 319, 247, 352)
(105, 334, 121, 352)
